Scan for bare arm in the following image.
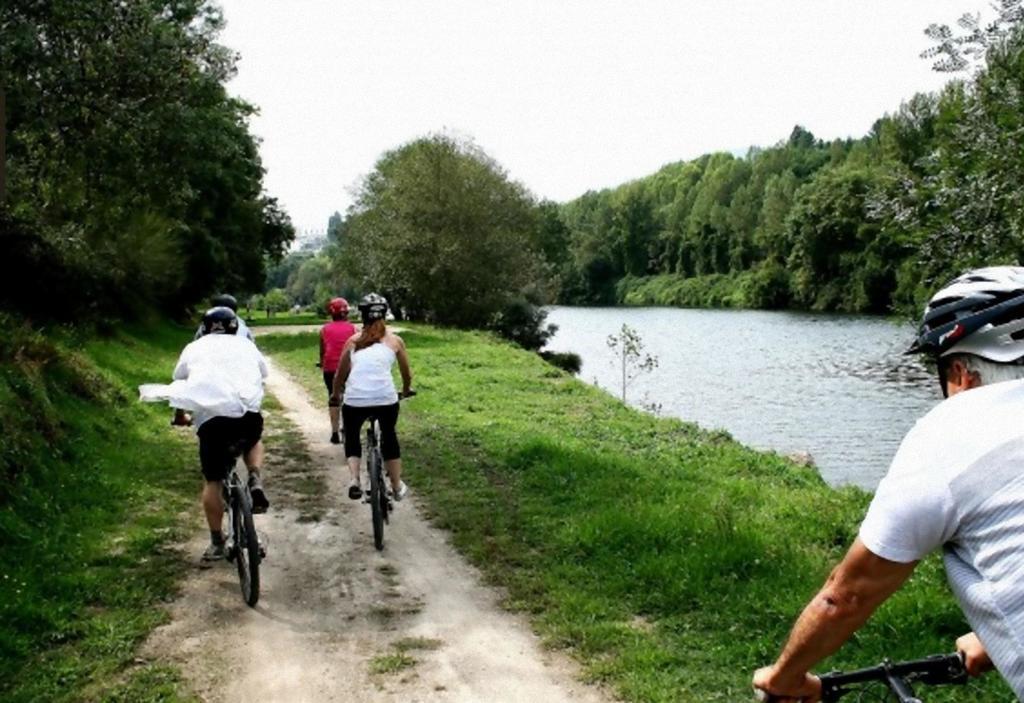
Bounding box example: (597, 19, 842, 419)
(331, 340, 354, 400)
(753, 538, 918, 700)
(393, 335, 412, 394)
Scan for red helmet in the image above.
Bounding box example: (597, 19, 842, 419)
(327, 297, 349, 316)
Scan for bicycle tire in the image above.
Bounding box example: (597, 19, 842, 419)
(232, 485, 261, 607)
(378, 448, 390, 526)
(368, 444, 385, 551)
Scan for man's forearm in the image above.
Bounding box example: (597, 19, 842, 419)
(766, 540, 916, 689)
(769, 585, 876, 686)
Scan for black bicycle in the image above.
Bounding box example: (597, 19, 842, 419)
(756, 653, 967, 702)
(221, 458, 264, 607)
(364, 391, 415, 551)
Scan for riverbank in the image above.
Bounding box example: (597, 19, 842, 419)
(0, 319, 200, 701)
(260, 325, 1009, 702)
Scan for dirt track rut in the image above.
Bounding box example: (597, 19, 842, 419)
(144, 359, 610, 703)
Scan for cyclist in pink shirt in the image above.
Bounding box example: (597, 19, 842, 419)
(320, 297, 357, 444)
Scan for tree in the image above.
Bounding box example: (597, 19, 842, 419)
(0, 0, 293, 321)
(262, 288, 290, 316)
(341, 133, 546, 328)
(606, 324, 658, 403)
(922, 1, 1024, 72)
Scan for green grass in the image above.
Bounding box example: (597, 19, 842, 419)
(369, 637, 443, 676)
(244, 311, 324, 327)
(368, 652, 417, 675)
(260, 326, 1012, 702)
(0, 317, 200, 702)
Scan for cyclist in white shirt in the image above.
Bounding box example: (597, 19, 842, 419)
(330, 293, 413, 502)
(172, 307, 270, 561)
(754, 266, 1024, 701)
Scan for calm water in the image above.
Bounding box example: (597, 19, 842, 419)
(544, 306, 941, 489)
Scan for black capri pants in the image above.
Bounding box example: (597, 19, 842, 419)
(342, 403, 400, 461)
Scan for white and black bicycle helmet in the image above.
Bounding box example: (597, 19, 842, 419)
(201, 306, 239, 336)
(908, 266, 1024, 363)
(358, 293, 389, 322)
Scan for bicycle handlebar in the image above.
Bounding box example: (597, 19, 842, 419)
(754, 653, 967, 702)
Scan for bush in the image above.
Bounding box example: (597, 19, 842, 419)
(488, 299, 556, 351)
(539, 351, 582, 375)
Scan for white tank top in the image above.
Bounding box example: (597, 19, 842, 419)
(344, 342, 398, 407)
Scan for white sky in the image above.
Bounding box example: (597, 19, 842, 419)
(216, 0, 980, 233)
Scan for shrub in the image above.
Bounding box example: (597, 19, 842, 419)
(489, 299, 556, 351)
(539, 351, 582, 375)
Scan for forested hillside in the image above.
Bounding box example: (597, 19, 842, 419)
(542, 8, 1024, 314)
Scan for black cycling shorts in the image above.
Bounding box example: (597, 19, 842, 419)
(197, 412, 264, 482)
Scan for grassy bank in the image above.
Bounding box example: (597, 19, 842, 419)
(0, 318, 200, 702)
(260, 326, 1009, 701)
(245, 311, 323, 327)
(618, 267, 794, 311)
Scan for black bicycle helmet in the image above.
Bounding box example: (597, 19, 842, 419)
(201, 306, 240, 336)
(358, 293, 389, 322)
(210, 293, 239, 312)
(908, 266, 1024, 362)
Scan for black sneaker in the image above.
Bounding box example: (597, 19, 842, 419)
(348, 481, 363, 500)
(329, 431, 341, 445)
(249, 475, 270, 514)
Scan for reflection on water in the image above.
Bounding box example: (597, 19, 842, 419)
(544, 306, 941, 489)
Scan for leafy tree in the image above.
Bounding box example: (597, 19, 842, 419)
(341, 133, 546, 328)
(0, 0, 292, 321)
(262, 288, 290, 316)
(606, 324, 658, 403)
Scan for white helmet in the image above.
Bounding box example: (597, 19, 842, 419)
(908, 266, 1024, 363)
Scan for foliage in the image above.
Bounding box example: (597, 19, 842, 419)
(339, 133, 549, 327)
(606, 324, 658, 403)
(539, 350, 582, 375)
(0, 319, 200, 702)
(261, 288, 290, 315)
(488, 298, 557, 351)
(0, 0, 293, 322)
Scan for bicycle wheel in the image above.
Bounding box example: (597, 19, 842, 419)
(232, 485, 261, 606)
(368, 446, 385, 551)
(378, 448, 390, 526)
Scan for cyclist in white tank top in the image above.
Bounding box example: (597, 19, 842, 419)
(330, 294, 413, 502)
(344, 343, 400, 407)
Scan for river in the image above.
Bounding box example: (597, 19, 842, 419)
(543, 306, 942, 489)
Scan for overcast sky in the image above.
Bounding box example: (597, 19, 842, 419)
(216, 0, 980, 234)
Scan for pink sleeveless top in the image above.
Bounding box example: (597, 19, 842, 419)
(320, 321, 357, 372)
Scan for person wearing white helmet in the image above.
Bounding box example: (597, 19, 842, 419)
(754, 266, 1024, 701)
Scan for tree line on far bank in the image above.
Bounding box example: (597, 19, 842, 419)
(544, 7, 1024, 314)
(0, 1, 293, 324)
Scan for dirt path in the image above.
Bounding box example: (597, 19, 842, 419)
(144, 360, 610, 703)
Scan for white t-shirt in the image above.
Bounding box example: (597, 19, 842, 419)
(164, 334, 268, 428)
(344, 342, 399, 407)
(860, 379, 1024, 698)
